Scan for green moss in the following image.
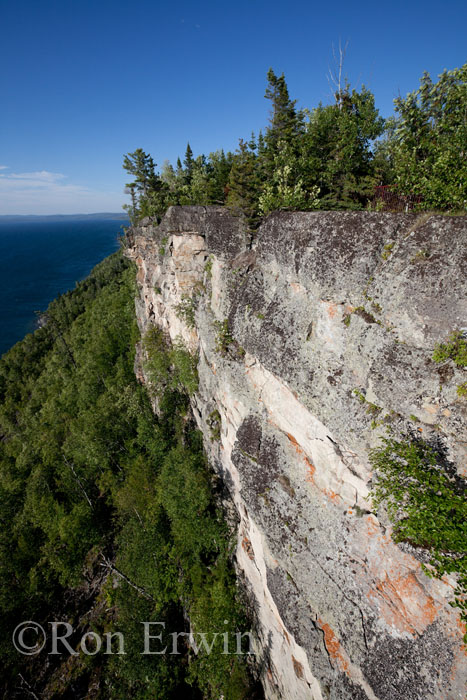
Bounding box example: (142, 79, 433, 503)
(158, 235, 168, 256)
(381, 242, 394, 260)
(410, 249, 431, 263)
(204, 255, 214, 278)
(366, 402, 382, 416)
(353, 388, 367, 404)
(370, 435, 467, 641)
(457, 382, 467, 399)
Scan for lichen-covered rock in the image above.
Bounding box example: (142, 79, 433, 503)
(126, 206, 467, 700)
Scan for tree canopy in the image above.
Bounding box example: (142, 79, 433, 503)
(123, 62, 467, 226)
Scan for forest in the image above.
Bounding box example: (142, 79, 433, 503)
(123, 63, 467, 225)
(0, 253, 258, 698)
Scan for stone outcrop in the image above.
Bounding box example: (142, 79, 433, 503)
(125, 206, 467, 700)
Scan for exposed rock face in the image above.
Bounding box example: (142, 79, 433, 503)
(126, 206, 467, 700)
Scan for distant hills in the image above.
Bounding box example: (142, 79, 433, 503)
(0, 212, 129, 222)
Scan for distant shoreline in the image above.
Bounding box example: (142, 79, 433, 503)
(0, 213, 129, 222)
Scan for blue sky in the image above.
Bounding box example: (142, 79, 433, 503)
(1, 0, 466, 214)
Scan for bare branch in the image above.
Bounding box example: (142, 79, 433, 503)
(326, 39, 349, 109)
(100, 555, 155, 601)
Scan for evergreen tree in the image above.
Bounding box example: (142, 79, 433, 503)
(302, 85, 384, 209)
(226, 140, 260, 228)
(123, 148, 159, 198)
(264, 68, 304, 149)
(123, 148, 167, 221)
(390, 63, 467, 210)
(205, 150, 234, 204)
(261, 70, 308, 213)
(184, 142, 195, 183)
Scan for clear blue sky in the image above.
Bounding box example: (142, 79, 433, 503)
(1, 0, 466, 214)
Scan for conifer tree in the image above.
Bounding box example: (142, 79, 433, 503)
(184, 142, 195, 183)
(390, 63, 467, 210)
(226, 140, 260, 228)
(123, 148, 159, 198)
(264, 69, 303, 149)
(123, 149, 169, 221)
(302, 85, 384, 209)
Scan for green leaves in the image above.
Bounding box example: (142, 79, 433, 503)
(391, 63, 467, 210)
(303, 86, 384, 209)
(0, 251, 254, 697)
(370, 436, 467, 638)
(432, 331, 467, 368)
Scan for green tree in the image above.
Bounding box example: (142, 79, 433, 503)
(258, 139, 319, 215)
(123, 148, 159, 199)
(184, 142, 195, 183)
(390, 63, 467, 210)
(226, 140, 261, 228)
(123, 148, 168, 221)
(302, 84, 384, 208)
(264, 69, 304, 152)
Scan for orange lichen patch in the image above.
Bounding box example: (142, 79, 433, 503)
(291, 655, 304, 679)
(284, 432, 316, 484)
(241, 536, 255, 561)
(457, 616, 467, 643)
(290, 282, 305, 295)
(327, 302, 338, 318)
(317, 619, 350, 675)
(323, 489, 341, 503)
(365, 514, 380, 537)
(304, 458, 315, 483)
(285, 432, 299, 447)
(367, 572, 439, 636)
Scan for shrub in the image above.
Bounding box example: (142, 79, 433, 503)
(144, 327, 198, 395)
(433, 331, 467, 368)
(370, 435, 467, 637)
(175, 295, 197, 329)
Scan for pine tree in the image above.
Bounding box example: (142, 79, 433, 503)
(183, 143, 195, 183)
(123, 148, 159, 198)
(302, 85, 384, 209)
(264, 69, 304, 154)
(122, 149, 168, 222)
(226, 140, 260, 228)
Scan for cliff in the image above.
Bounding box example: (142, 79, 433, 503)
(126, 206, 467, 700)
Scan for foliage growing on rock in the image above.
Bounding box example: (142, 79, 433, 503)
(370, 435, 467, 637)
(432, 331, 467, 369)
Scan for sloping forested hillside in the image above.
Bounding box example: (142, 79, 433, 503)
(0, 251, 257, 699)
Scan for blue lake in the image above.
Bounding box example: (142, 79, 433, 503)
(0, 216, 128, 356)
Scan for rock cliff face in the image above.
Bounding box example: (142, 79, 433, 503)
(126, 206, 467, 700)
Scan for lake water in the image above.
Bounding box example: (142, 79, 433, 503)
(0, 216, 128, 356)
